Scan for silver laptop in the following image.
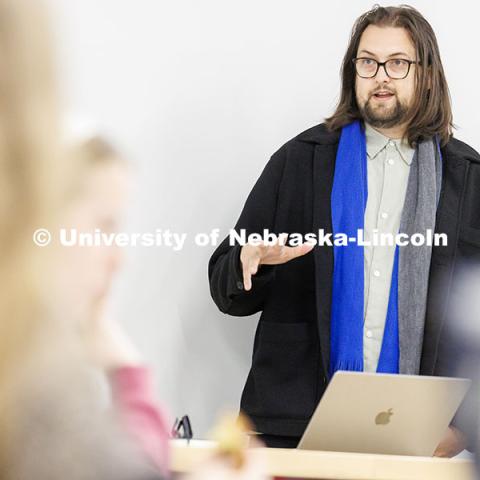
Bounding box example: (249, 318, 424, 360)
(297, 371, 471, 456)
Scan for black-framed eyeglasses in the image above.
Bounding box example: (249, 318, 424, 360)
(352, 57, 419, 80)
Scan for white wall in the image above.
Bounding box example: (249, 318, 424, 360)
(48, 0, 480, 436)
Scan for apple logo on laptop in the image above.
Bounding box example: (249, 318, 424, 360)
(375, 408, 393, 425)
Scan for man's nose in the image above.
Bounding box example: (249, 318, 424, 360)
(375, 64, 391, 83)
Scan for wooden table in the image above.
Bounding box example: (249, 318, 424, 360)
(170, 439, 476, 479)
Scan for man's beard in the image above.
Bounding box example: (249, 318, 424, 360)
(359, 94, 409, 129)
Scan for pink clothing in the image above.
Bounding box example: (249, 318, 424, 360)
(110, 366, 171, 475)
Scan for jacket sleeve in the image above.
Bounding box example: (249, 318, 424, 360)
(208, 146, 286, 316)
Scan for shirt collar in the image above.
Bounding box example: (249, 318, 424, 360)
(364, 122, 415, 166)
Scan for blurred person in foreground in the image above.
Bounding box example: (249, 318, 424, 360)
(0, 0, 162, 478)
(61, 132, 270, 479)
(58, 134, 172, 475)
(0, 1, 269, 478)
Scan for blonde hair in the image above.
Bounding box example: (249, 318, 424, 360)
(0, 0, 67, 468)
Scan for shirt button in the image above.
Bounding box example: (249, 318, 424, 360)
(236, 281, 244, 290)
(381, 212, 388, 219)
(387, 158, 395, 165)
(373, 269, 380, 277)
(366, 330, 373, 338)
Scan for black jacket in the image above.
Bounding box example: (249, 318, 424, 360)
(208, 123, 480, 437)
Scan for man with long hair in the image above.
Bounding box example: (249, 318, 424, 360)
(209, 5, 479, 455)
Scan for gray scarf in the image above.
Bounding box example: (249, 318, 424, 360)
(398, 138, 442, 374)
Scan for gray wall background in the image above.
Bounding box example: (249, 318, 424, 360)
(48, 0, 480, 436)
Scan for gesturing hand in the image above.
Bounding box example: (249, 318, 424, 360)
(240, 233, 314, 291)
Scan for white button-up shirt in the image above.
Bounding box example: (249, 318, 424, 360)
(363, 123, 415, 372)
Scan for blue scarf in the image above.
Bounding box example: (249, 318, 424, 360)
(329, 120, 399, 376)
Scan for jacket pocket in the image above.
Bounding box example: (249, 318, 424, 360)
(244, 321, 319, 420)
(258, 321, 311, 343)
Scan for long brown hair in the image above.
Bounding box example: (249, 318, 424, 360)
(325, 5, 453, 147)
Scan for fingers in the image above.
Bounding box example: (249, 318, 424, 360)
(240, 235, 315, 290)
(242, 254, 260, 292)
(432, 426, 466, 458)
(290, 242, 315, 258)
(261, 241, 314, 265)
(278, 232, 289, 246)
(272, 242, 313, 264)
(432, 447, 443, 457)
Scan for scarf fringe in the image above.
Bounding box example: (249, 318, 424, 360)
(330, 359, 363, 376)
